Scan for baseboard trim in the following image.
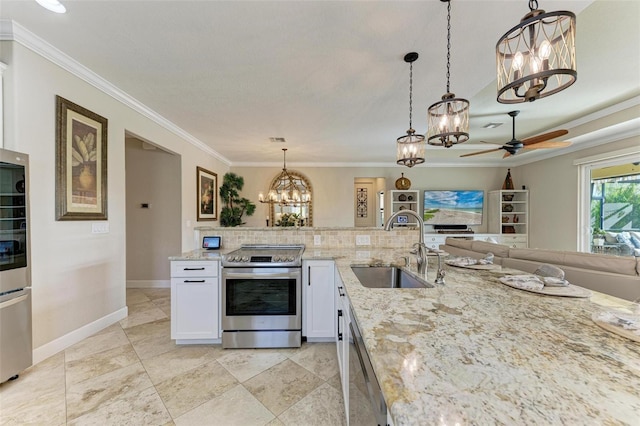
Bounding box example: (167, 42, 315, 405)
(32, 307, 128, 364)
(126, 280, 170, 288)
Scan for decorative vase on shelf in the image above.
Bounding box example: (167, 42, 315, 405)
(15, 175, 25, 193)
(395, 173, 411, 190)
(502, 168, 514, 190)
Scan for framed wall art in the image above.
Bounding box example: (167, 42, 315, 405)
(197, 166, 217, 221)
(55, 96, 108, 220)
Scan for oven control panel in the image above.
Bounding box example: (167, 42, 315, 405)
(225, 255, 296, 263)
(222, 244, 304, 267)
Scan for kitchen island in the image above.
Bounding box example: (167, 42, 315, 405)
(306, 248, 640, 425)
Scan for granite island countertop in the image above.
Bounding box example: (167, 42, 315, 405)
(305, 248, 640, 425)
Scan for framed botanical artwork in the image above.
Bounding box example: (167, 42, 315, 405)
(197, 166, 217, 221)
(55, 96, 108, 220)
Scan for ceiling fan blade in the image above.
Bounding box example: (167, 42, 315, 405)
(503, 151, 512, 158)
(521, 129, 569, 146)
(522, 141, 572, 150)
(460, 148, 502, 158)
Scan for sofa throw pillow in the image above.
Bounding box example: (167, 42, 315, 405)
(616, 232, 634, 249)
(630, 235, 640, 249)
(604, 232, 618, 244)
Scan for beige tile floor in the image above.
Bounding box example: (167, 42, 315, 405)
(0, 288, 346, 426)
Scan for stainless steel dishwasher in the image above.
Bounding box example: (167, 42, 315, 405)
(349, 306, 387, 426)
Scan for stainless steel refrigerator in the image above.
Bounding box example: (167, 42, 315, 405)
(0, 148, 32, 383)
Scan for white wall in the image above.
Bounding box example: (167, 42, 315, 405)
(232, 165, 509, 231)
(1, 41, 229, 359)
(125, 138, 181, 285)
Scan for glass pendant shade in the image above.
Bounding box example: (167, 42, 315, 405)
(427, 0, 470, 148)
(395, 52, 425, 167)
(427, 93, 470, 147)
(496, 2, 576, 103)
(396, 129, 425, 168)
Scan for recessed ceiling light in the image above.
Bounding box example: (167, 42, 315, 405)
(269, 137, 286, 143)
(35, 0, 66, 14)
(483, 122, 503, 129)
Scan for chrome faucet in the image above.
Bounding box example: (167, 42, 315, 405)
(384, 210, 427, 275)
(384, 209, 445, 284)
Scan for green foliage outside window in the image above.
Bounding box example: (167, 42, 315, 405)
(591, 180, 640, 231)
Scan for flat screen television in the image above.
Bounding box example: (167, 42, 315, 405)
(423, 190, 484, 226)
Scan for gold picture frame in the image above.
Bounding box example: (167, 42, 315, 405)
(197, 166, 217, 221)
(55, 96, 108, 220)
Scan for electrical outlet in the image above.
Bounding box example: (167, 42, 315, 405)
(314, 235, 321, 246)
(355, 235, 370, 246)
(91, 222, 109, 234)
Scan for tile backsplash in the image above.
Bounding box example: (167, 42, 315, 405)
(194, 226, 419, 250)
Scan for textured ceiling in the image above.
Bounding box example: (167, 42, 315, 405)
(1, 0, 638, 167)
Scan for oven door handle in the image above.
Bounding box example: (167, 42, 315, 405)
(222, 272, 298, 279)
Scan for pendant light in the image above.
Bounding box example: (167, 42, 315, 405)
(427, 0, 469, 148)
(258, 148, 311, 206)
(396, 52, 425, 168)
(496, 0, 576, 103)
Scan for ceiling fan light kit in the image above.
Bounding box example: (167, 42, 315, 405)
(427, 0, 470, 148)
(496, 0, 577, 104)
(397, 52, 426, 168)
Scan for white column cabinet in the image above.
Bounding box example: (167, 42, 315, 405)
(302, 260, 335, 341)
(170, 260, 220, 344)
(386, 190, 421, 228)
(488, 190, 529, 248)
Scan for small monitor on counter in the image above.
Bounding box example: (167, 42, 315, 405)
(202, 236, 221, 250)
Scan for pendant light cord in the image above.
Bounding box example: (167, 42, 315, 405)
(529, 0, 538, 11)
(409, 61, 413, 130)
(446, 0, 451, 94)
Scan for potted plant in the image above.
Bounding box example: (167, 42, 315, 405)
(276, 212, 301, 227)
(592, 228, 606, 246)
(219, 172, 256, 227)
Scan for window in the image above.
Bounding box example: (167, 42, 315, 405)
(576, 147, 640, 256)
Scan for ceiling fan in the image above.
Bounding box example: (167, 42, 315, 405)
(460, 111, 571, 158)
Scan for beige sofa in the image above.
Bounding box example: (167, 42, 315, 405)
(442, 238, 640, 301)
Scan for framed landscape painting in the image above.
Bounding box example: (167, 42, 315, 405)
(197, 166, 217, 221)
(55, 96, 108, 220)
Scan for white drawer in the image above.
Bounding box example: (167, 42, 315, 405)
(171, 261, 218, 277)
(170, 277, 218, 286)
(500, 235, 527, 243)
(426, 242, 440, 250)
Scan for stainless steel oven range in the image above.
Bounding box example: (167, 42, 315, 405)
(221, 244, 305, 349)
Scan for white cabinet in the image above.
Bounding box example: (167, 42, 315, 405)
(170, 260, 220, 344)
(424, 234, 447, 250)
(424, 233, 499, 250)
(335, 270, 350, 421)
(387, 190, 420, 228)
(488, 190, 529, 248)
(302, 260, 335, 341)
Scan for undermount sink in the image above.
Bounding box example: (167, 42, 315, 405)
(351, 266, 433, 289)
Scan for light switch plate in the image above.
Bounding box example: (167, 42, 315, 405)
(355, 235, 370, 246)
(91, 222, 109, 234)
(314, 235, 321, 246)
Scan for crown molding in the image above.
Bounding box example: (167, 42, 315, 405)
(0, 19, 231, 166)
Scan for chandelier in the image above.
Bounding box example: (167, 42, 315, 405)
(258, 148, 311, 206)
(397, 52, 425, 168)
(496, 0, 576, 103)
(427, 0, 470, 148)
